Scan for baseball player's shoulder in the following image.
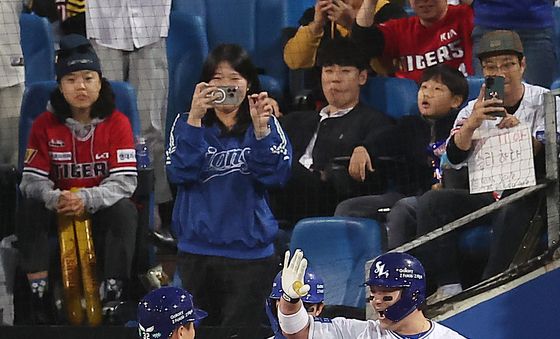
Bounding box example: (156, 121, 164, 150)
(309, 316, 372, 338)
(430, 321, 467, 338)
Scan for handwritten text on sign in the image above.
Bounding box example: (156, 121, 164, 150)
(468, 124, 536, 194)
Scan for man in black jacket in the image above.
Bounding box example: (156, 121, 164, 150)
(271, 37, 397, 227)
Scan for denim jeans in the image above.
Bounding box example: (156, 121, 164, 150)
(472, 26, 558, 88)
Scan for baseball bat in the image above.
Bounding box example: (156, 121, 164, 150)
(57, 212, 84, 325)
(74, 212, 102, 326)
(57, 188, 102, 326)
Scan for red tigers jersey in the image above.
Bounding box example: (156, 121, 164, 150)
(379, 4, 474, 81)
(23, 110, 137, 190)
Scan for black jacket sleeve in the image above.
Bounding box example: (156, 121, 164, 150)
(446, 134, 472, 165)
(373, 2, 408, 23)
(351, 22, 385, 59)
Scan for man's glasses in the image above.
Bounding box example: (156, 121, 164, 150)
(482, 61, 519, 74)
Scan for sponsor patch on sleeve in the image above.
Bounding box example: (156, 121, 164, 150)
(117, 149, 136, 163)
(24, 149, 38, 164)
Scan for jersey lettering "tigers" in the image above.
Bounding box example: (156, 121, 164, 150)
(54, 162, 108, 180)
(399, 40, 464, 72)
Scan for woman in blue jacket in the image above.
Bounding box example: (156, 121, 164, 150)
(165, 44, 292, 330)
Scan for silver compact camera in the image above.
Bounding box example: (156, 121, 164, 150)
(209, 85, 243, 106)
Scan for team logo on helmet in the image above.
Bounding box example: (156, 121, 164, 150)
(375, 261, 389, 279)
(138, 324, 162, 339)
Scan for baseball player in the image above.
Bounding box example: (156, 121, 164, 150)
(267, 268, 326, 338)
(277, 250, 466, 338)
(137, 286, 207, 339)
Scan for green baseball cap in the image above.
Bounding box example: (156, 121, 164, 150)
(477, 30, 524, 58)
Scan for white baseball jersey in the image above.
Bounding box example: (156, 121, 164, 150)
(307, 317, 465, 339)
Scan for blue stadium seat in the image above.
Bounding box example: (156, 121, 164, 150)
(458, 224, 493, 262)
(18, 81, 141, 169)
(286, 0, 316, 27)
(19, 13, 55, 85)
(360, 77, 419, 120)
(551, 78, 560, 90)
(289, 217, 383, 308)
(171, 0, 288, 100)
(166, 13, 209, 144)
(466, 76, 484, 102)
(554, 7, 560, 69)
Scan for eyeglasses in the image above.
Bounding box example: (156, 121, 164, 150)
(482, 61, 519, 74)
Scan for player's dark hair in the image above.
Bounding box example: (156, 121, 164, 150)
(420, 64, 468, 106)
(50, 77, 115, 121)
(316, 37, 369, 71)
(199, 43, 261, 137)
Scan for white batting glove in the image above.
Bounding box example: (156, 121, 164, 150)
(281, 249, 310, 302)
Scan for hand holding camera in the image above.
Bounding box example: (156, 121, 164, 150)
(327, 0, 355, 29)
(189, 82, 218, 123)
(311, 0, 331, 33)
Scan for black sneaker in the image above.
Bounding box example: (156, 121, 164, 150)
(30, 291, 55, 325)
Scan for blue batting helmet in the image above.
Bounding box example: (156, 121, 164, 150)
(365, 252, 426, 322)
(137, 286, 207, 339)
(269, 268, 325, 304)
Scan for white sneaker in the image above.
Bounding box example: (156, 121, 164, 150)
(426, 283, 463, 305)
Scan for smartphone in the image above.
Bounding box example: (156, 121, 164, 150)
(209, 85, 243, 106)
(484, 76, 505, 117)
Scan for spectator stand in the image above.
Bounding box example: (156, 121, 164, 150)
(170, 0, 288, 102)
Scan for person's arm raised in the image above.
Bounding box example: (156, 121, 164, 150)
(278, 250, 312, 339)
(356, 0, 378, 27)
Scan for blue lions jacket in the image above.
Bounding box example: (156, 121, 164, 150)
(166, 113, 292, 259)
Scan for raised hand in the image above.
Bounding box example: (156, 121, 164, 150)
(188, 82, 218, 126)
(310, 0, 331, 35)
(281, 250, 310, 301)
(328, 0, 356, 29)
(464, 84, 507, 131)
(248, 92, 274, 139)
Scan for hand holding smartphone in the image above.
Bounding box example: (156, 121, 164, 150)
(484, 76, 505, 117)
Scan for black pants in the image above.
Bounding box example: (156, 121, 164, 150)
(482, 192, 542, 279)
(416, 188, 542, 286)
(16, 197, 138, 280)
(416, 189, 495, 286)
(177, 251, 276, 329)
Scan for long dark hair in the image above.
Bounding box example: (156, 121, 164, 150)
(50, 76, 115, 122)
(199, 44, 261, 136)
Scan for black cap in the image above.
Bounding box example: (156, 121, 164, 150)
(56, 34, 101, 80)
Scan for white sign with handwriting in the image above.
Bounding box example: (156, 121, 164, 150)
(468, 124, 536, 194)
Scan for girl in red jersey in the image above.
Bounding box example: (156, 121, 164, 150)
(16, 34, 138, 324)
